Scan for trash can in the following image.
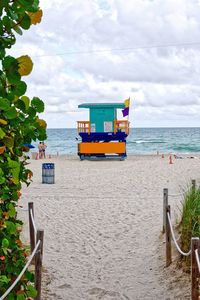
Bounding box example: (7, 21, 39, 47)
(42, 163, 55, 184)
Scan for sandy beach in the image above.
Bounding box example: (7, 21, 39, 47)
(18, 154, 200, 300)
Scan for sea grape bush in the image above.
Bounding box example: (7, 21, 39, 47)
(0, 0, 46, 298)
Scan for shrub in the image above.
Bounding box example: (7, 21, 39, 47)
(0, 0, 46, 298)
(179, 184, 200, 266)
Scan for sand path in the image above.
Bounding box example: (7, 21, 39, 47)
(19, 155, 200, 299)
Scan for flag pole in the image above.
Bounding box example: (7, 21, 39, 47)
(127, 97, 130, 123)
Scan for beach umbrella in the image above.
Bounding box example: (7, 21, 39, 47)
(23, 144, 35, 149)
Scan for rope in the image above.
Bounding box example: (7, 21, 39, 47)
(18, 207, 28, 211)
(30, 209, 37, 234)
(0, 240, 41, 300)
(168, 193, 183, 197)
(167, 212, 191, 256)
(195, 249, 200, 273)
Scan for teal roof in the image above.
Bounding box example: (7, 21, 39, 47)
(78, 103, 125, 109)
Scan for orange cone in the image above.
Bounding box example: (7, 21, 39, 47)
(169, 155, 173, 164)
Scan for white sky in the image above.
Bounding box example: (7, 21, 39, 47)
(9, 0, 200, 128)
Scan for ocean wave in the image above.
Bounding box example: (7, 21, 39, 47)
(128, 140, 165, 144)
(173, 144, 200, 152)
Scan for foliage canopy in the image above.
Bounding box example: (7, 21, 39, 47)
(0, 0, 46, 298)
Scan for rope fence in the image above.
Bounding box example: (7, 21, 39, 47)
(195, 249, 200, 274)
(168, 193, 183, 197)
(0, 202, 44, 300)
(167, 212, 191, 257)
(30, 208, 37, 236)
(163, 180, 200, 300)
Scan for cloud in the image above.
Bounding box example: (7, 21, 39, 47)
(7, 0, 200, 127)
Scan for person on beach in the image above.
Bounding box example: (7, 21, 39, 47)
(42, 142, 47, 159)
(38, 142, 43, 159)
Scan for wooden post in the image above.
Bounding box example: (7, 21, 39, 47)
(163, 188, 168, 233)
(191, 237, 199, 300)
(192, 180, 196, 192)
(28, 202, 35, 254)
(35, 230, 44, 300)
(166, 205, 172, 267)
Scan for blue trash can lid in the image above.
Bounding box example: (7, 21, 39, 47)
(42, 163, 55, 169)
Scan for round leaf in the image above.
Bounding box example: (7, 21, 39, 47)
(3, 107, 17, 119)
(21, 96, 30, 110)
(37, 118, 47, 129)
(13, 80, 27, 96)
(3, 136, 14, 148)
(0, 98, 10, 110)
(2, 238, 9, 248)
(17, 55, 33, 76)
(28, 9, 43, 25)
(19, 13, 31, 30)
(31, 97, 44, 112)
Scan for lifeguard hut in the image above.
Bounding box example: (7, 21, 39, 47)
(77, 102, 130, 160)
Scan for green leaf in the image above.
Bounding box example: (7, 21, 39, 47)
(3, 56, 21, 84)
(0, 47, 5, 59)
(18, 0, 34, 6)
(26, 284, 37, 298)
(27, 106, 36, 118)
(3, 107, 17, 119)
(2, 238, 9, 248)
(18, 112, 26, 121)
(13, 81, 27, 96)
(0, 19, 3, 35)
(5, 221, 16, 234)
(2, 16, 12, 32)
(0, 275, 10, 284)
(31, 97, 44, 113)
(25, 270, 34, 282)
(7, 70, 21, 84)
(7, 7, 18, 20)
(2, 55, 17, 69)
(7, 158, 20, 182)
(8, 203, 16, 218)
(16, 99, 26, 112)
(19, 13, 31, 30)
(0, 98, 10, 110)
(7, 91, 15, 101)
(2, 248, 7, 255)
(0, 168, 5, 184)
(3, 136, 14, 148)
(7, 293, 15, 300)
(0, 128, 6, 139)
(21, 96, 30, 110)
(29, 0, 40, 12)
(17, 295, 25, 300)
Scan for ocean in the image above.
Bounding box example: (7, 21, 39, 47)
(31, 127, 200, 155)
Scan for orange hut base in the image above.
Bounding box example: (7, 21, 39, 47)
(78, 142, 126, 155)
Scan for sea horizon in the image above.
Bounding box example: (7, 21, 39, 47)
(29, 127, 200, 156)
(47, 126, 200, 129)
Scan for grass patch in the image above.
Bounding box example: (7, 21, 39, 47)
(178, 184, 200, 267)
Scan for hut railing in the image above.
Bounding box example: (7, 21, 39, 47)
(77, 121, 91, 135)
(114, 120, 129, 134)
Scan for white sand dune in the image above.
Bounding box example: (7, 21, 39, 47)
(19, 155, 200, 299)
